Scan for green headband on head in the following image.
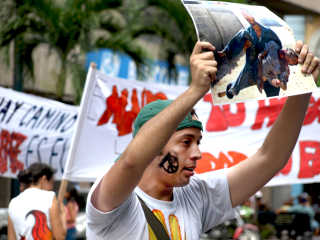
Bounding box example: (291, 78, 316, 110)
(133, 100, 203, 137)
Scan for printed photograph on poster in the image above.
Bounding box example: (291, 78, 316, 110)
(182, 0, 318, 104)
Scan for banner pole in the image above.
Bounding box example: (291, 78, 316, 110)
(57, 62, 97, 202)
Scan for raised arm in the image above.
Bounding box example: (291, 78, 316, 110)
(91, 41, 218, 212)
(227, 41, 320, 207)
(49, 196, 66, 240)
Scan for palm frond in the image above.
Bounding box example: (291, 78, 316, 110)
(0, 0, 195, 100)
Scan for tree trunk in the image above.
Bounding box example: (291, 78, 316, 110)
(13, 39, 23, 91)
(56, 61, 67, 101)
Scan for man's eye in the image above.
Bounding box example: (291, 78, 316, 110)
(183, 140, 191, 145)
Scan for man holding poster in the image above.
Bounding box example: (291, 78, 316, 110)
(86, 40, 319, 239)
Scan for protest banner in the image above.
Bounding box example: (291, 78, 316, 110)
(0, 67, 319, 185)
(61, 65, 320, 186)
(0, 87, 77, 179)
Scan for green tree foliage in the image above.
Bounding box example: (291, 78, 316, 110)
(128, 0, 250, 83)
(0, 0, 148, 103)
(125, 0, 197, 82)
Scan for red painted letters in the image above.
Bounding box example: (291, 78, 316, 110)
(303, 96, 320, 125)
(251, 98, 287, 130)
(298, 141, 320, 178)
(203, 93, 246, 132)
(0, 129, 26, 174)
(195, 151, 247, 174)
(276, 157, 293, 176)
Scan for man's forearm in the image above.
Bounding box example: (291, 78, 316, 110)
(260, 93, 311, 167)
(228, 93, 311, 207)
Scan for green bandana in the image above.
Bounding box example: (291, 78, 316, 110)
(133, 100, 203, 137)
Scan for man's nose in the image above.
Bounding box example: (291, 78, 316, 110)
(191, 145, 202, 161)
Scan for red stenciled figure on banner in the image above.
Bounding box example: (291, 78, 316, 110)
(97, 86, 167, 136)
(117, 89, 140, 136)
(97, 86, 119, 126)
(141, 89, 167, 107)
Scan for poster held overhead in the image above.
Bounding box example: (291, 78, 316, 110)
(182, 0, 318, 104)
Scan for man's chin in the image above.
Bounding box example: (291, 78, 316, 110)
(175, 178, 191, 187)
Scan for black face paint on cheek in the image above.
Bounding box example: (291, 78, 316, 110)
(159, 152, 179, 174)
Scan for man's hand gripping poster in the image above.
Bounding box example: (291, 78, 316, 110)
(182, 0, 318, 104)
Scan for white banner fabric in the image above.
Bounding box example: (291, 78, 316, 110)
(0, 87, 78, 179)
(0, 68, 319, 185)
(63, 67, 320, 186)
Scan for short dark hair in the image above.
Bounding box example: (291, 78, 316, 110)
(66, 187, 80, 202)
(27, 163, 56, 184)
(17, 169, 32, 185)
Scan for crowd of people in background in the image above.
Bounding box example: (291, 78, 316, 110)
(9, 162, 320, 240)
(235, 191, 320, 239)
(7, 163, 80, 240)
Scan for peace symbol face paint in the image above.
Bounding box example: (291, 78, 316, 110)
(159, 152, 179, 174)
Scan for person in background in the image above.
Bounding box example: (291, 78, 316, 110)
(64, 187, 80, 240)
(257, 203, 277, 239)
(8, 163, 66, 240)
(289, 193, 319, 233)
(239, 199, 255, 223)
(17, 169, 32, 192)
(277, 198, 294, 214)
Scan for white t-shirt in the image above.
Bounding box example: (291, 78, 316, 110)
(86, 171, 236, 240)
(8, 188, 55, 240)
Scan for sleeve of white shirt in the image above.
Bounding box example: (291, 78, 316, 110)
(86, 190, 134, 237)
(195, 169, 236, 232)
(85, 174, 144, 239)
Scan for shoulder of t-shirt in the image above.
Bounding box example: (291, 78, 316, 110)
(32, 188, 56, 201)
(8, 196, 18, 211)
(182, 170, 228, 193)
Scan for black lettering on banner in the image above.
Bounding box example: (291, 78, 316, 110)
(0, 100, 11, 123)
(159, 152, 179, 174)
(25, 135, 39, 167)
(46, 112, 61, 130)
(37, 109, 57, 129)
(37, 137, 48, 163)
(53, 113, 70, 131)
(6, 101, 24, 124)
(60, 114, 77, 133)
(26, 106, 43, 129)
(0, 97, 4, 107)
(25, 136, 67, 174)
(20, 106, 36, 127)
(49, 138, 65, 172)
